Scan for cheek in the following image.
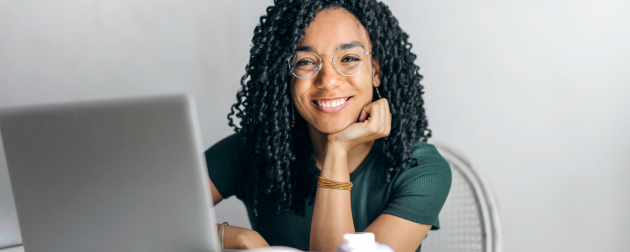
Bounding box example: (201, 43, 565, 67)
(295, 100, 311, 119)
(291, 82, 312, 116)
(348, 75, 374, 105)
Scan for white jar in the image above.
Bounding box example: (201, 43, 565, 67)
(337, 232, 395, 252)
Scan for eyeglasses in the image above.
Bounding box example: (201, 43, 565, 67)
(287, 47, 371, 79)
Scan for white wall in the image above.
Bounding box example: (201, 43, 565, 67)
(0, 0, 270, 244)
(1, 1, 629, 251)
(385, 0, 630, 251)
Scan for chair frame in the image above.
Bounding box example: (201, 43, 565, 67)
(433, 143, 503, 252)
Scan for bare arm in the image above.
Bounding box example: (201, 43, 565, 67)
(310, 99, 392, 252)
(209, 177, 269, 249)
(209, 177, 224, 206)
(364, 214, 432, 252)
(310, 146, 355, 252)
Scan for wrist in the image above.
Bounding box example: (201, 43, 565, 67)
(321, 142, 350, 177)
(237, 229, 268, 249)
(325, 140, 350, 155)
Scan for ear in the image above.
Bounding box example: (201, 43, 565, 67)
(371, 57, 381, 88)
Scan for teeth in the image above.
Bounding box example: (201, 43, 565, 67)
(315, 98, 347, 108)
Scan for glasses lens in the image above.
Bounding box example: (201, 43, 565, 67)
(289, 52, 321, 79)
(334, 48, 366, 76)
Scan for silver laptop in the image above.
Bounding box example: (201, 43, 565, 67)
(0, 136, 21, 250)
(0, 94, 220, 252)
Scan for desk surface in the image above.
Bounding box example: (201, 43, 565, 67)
(0, 246, 21, 252)
(0, 245, 243, 252)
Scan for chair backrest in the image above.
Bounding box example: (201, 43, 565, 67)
(421, 144, 503, 252)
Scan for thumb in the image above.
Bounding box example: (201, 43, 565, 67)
(358, 109, 369, 122)
(357, 103, 374, 122)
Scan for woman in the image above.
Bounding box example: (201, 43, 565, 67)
(205, 1, 451, 252)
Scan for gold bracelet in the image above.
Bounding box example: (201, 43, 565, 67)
(219, 222, 229, 249)
(317, 176, 353, 191)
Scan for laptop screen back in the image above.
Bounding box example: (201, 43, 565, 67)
(0, 94, 219, 252)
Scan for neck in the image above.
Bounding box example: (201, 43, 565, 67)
(308, 124, 374, 174)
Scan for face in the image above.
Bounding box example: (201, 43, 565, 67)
(290, 8, 380, 134)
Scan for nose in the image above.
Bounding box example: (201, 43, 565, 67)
(314, 57, 343, 90)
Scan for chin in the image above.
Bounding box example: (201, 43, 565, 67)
(313, 119, 354, 134)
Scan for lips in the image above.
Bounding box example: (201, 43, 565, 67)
(310, 96, 352, 113)
(312, 97, 351, 108)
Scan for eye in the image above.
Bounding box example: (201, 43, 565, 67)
(341, 56, 361, 62)
(296, 59, 316, 67)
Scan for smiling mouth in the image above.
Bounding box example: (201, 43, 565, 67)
(312, 97, 352, 108)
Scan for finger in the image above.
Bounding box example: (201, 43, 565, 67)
(358, 108, 369, 122)
(368, 103, 384, 137)
(379, 99, 386, 130)
(381, 99, 391, 136)
(358, 102, 376, 122)
(373, 99, 385, 135)
(385, 105, 392, 136)
(382, 98, 391, 115)
(365, 101, 382, 129)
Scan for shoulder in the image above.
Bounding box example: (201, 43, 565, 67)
(382, 140, 453, 228)
(204, 132, 249, 199)
(204, 132, 249, 175)
(408, 140, 451, 172)
(204, 132, 245, 156)
(391, 140, 452, 192)
(410, 141, 448, 165)
(206, 132, 243, 149)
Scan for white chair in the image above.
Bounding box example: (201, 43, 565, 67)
(421, 144, 503, 252)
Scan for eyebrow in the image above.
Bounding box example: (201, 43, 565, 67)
(296, 41, 366, 53)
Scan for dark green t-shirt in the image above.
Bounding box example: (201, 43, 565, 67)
(205, 133, 451, 252)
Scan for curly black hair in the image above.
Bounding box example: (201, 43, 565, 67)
(227, 0, 431, 216)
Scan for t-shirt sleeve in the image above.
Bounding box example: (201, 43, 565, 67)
(204, 133, 247, 200)
(382, 142, 452, 230)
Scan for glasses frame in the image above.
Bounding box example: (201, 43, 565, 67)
(286, 47, 371, 79)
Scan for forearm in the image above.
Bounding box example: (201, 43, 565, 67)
(218, 224, 269, 249)
(310, 145, 355, 252)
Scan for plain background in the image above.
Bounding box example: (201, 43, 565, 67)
(1, 0, 629, 251)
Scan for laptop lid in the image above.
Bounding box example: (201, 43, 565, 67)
(0, 94, 219, 252)
(0, 136, 21, 249)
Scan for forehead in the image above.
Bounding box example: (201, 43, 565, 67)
(299, 8, 371, 53)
